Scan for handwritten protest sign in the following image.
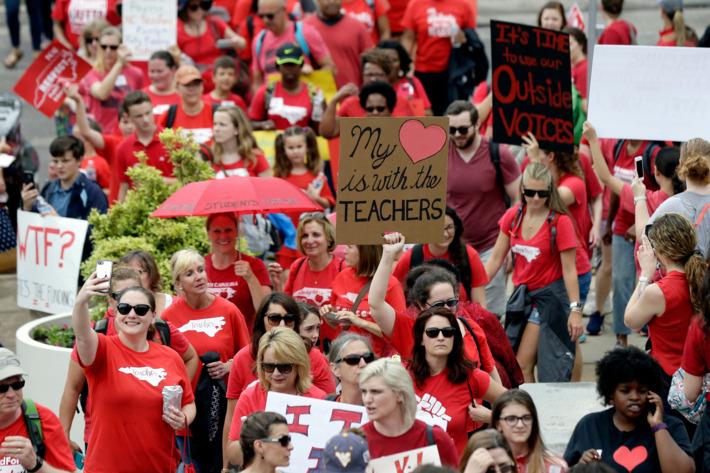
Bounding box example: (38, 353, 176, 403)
(366, 446, 441, 473)
(265, 392, 368, 473)
(12, 41, 92, 118)
(122, 0, 177, 61)
(336, 117, 448, 244)
(491, 20, 573, 153)
(16, 211, 88, 313)
(588, 45, 710, 141)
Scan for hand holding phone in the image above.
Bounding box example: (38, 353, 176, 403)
(22, 171, 35, 188)
(634, 155, 644, 179)
(96, 260, 113, 280)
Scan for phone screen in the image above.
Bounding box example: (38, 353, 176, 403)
(635, 156, 644, 178)
(22, 172, 35, 186)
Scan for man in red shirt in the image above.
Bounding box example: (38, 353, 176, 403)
(117, 91, 174, 201)
(159, 65, 215, 145)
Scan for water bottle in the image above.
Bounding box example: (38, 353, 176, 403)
(311, 90, 324, 122)
(36, 196, 56, 216)
(85, 160, 97, 182)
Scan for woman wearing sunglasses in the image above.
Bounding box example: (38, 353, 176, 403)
(492, 389, 567, 473)
(239, 412, 293, 473)
(226, 327, 326, 467)
(459, 429, 517, 473)
(72, 275, 196, 472)
(327, 333, 376, 404)
(484, 163, 583, 383)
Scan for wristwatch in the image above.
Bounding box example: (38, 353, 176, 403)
(569, 301, 582, 310)
(27, 456, 43, 472)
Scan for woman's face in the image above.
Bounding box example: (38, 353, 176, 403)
(522, 178, 550, 211)
(382, 49, 401, 80)
(260, 423, 293, 467)
(611, 380, 649, 421)
(148, 58, 175, 90)
(126, 259, 151, 290)
(115, 290, 154, 337)
(540, 7, 564, 30)
(177, 261, 208, 296)
(332, 340, 372, 386)
(497, 402, 533, 447)
(99, 34, 121, 68)
(262, 346, 298, 393)
(212, 111, 237, 145)
(284, 134, 307, 166)
(361, 375, 401, 423)
(362, 62, 388, 84)
(208, 215, 238, 254)
(569, 35, 582, 60)
(437, 215, 456, 248)
(84, 31, 100, 59)
(421, 315, 455, 358)
(186, 0, 207, 21)
(364, 93, 391, 117)
(264, 303, 297, 330)
(299, 312, 320, 346)
(301, 221, 329, 258)
(344, 245, 360, 268)
(424, 282, 457, 312)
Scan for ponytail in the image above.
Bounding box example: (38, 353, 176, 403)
(673, 10, 686, 46)
(686, 251, 707, 312)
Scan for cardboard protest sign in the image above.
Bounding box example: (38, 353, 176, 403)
(366, 446, 441, 473)
(16, 211, 88, 314)
(588, 45, 710, 142)
(491, 20, 574, 153)
(12, 41, 92, 118)
(122, 0, 177, 61)
(264, 392, 368, 473)
(336, 117, 448, 244)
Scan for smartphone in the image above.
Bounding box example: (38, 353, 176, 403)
(96, 260, 113, 280)
(22, 171, 35, 187)
(634, 155, 644, 179)
(216, 39, 232, 49)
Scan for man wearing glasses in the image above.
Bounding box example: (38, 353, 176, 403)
(445, 100, 521, 317)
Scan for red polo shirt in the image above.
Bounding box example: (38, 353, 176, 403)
(117, 130, 173, 185)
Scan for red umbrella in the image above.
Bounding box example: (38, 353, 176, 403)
(151, 176, 322, 218)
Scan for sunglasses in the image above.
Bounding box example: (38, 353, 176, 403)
(266, 313, 297, 326)
(336, 352, 375, 366)
(260, 434, 292, 447)
(522, 188, 550, 199)
(365, 106, 387, 113)
(116, 303, 151, 316)
(427, 298, 459, 310)
(449, 126, 472, 135)
(486, 465, 515, 473)
(86, 37, 100, 44)
(261, 362, 294, 374)
(188, 0, 211, 11)
(0, 379, 25, 394)
(424, 327, 457, 338)
(100, 44, 120, 51)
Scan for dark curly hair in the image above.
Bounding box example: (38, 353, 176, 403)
(359, 81, 397, 112)
(377, 39, 412, 77)
(595, 346, 665, 405)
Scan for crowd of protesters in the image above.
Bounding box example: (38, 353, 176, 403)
(2, 0, 710, 472)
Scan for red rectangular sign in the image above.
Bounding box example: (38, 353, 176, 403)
(12, 40, 92, 118)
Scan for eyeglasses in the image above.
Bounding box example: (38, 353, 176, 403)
(336, 352, 375, 366)
(110, 291, 122, 301)
(443, 224, 455, 233)
(365, 106, 387, 113)
(266, 313, 297, 326)
(486, 464, 516, 473)
(116, 303, 151, 316)
(100, 44, 120, 51)
(299, 211, 327, 222)
(0, 379, 25, 394)
(261, 362, 294, 374)
(424, 327, 457, 338)
(449, 126, 472, 135)
(522, 188, 550, 199)
(260, 434, 292, 447)
(501, 414, 534, 427)
(426, 298, 459, 310)
(187, 0, 211, 11)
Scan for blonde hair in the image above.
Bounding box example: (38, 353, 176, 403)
(520, 162, 570, 216)
(296, 215, 335, 254)
(257, 327, 312, 393)
(678, 138, 710, 185)
(80, 19, 109, 60)
(359, 358, 417, 426)
(170, 248, 205, 289)
(95, 26, 122, 74)
(212, 107, 259, 171)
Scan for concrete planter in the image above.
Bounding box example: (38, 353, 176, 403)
(16, 313, 85, 444)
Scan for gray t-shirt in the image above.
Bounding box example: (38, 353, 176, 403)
(648, 191, 710, 255)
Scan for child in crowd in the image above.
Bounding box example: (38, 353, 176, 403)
(203, 56, 248, 112)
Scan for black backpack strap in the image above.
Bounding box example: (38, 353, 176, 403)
(22, 400, 46, 459)
(165, 104, 178, 129)
(547, 210, 557, 252)
(612, 139, 624, 164)
(410, 244, 425, 269)
(489, 140, 510, 208)
(246, 15, 255, 39)
(154, 318, 171, 346)
(425, 423, 435, 446)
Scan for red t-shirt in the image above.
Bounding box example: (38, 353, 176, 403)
(116, 131, 173, 184)
(285, 256, 345, 307)
(401, 0, 476, 73)
(387, 0, 409, 33)
(657, 27, 698, 46)
(228, 381, 327, 440)
(395, 76, 432, 116)
(144, 87, 181, 116)
(251, 21, 331, 76)
(81, 154, 111, 190)
(412, 367, 490, 455)
(202, 92, 248, 112)
(499, 205, 578, 291)
(249, 81, 320, 129)
(337, 93, 413, 118)
(682, 317, 710, 399)
(341, 0, 389, 45)
(177, 16, 228, 67)
(213, 150, 270, 178)
(161, 295, 250, 381)
(362, 419, 458, 467)
(80, 65, 145, 134)
(598, 19, 637, 45)
(620, 186, 668, 218)
(0, 402, 76, 471)
(52, 0, 120, 50)
(393, 244, 488, 303)
(79, 335, 194, 473)
(305, 14, 373, 88)
(326, 266, 406, 356)
(571, 59, 588, 99)
(204, 253, 271, 330)
(225, 344, 336, 400)
(280, 172, 335, 225)
(158, 101, 215, 144)
(650, 271, 695, 376)
(559, 174, 592, 262)
(96, 133, 122, 204)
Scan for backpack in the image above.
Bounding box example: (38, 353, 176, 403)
(489, 140, 511, 208)
(255, 21, 317, 67)
(164, 103, 220, 130)
(447, 28, 489, 103)
(22, 399, 45, 459)
(240, 213, 278, 256)
(263, 80, 323, 122)
(612, 139, 664, 190)
(410, 244, 473, 300)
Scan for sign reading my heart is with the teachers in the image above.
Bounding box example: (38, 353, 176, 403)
(336, 117, 448, 244)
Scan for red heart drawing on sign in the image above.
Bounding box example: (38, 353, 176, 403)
(399, 119, 446, 164)
(612, 445, 648, 472)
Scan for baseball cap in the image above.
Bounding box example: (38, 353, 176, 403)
(0, 348, 27, 381)
(275, 43, 304, 66)
(175, 65, 203, 85)
(657, 0, 683, 10)
(318, 432, 369, 473)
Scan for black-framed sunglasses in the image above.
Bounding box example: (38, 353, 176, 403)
(110, 291, 122, 301)
(260, 434, 292, 447)
(0, 379, 25, 394)
(116, 303, 151, 316)
(336, 352, 375, 366)
(426, 298, 459, 310)
(449, 125, 472, 135)
(266, 313, 297, 326)
(100, 44, 120, 51)
(86, 36, 100, 44)
(522, 188, 550, 199)
(486, 464, 515, 473)
(365, 106, 387, 113)
(261, 362, 294, 374)
(424, 327, 457, 338)
(257, 9, 282, 20)
(188, 0, 212, 11)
